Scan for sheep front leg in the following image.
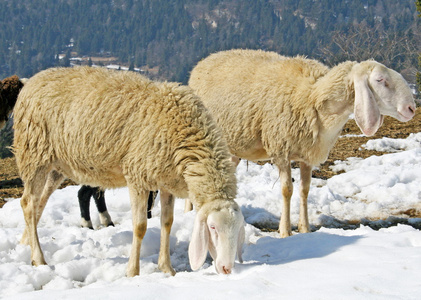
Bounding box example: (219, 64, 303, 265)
(126, 187, 149, 277)
(158, 190, 176, 275)
(298, 162, 311, 233)
(275, 159, 293, 238)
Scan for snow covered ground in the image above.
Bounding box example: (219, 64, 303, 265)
(0, 133, 420, 299)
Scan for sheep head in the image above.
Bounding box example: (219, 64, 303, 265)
(188, 201, 245, 274)
(0, 75, 24, 130)
(352, 61, 415, 136)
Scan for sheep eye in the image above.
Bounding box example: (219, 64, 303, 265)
(376, 78, 389, 87)
(210, 225, 216, 230)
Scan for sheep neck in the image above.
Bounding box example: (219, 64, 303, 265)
(181, 157, 237, 210)
(309, 61, 357, 164)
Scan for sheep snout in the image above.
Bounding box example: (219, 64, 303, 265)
(206, 207, 244, 274)
(220, 264, 233, 275)
(398, 103, 416, 121)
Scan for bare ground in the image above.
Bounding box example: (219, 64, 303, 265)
(1, 108, 420, 228)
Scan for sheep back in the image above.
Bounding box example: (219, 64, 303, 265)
(189, 49, 329, 164)
(13, 66, 236, 204)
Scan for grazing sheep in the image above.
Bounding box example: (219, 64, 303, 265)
(13, 66, 245, 276)
(0, 75, 23, 129)
(78, 186, 157, 229)
(189, 49, 416, 238)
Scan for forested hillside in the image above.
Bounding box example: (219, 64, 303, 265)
(1, 0, 419, 82)
(0, 0, 420, 158)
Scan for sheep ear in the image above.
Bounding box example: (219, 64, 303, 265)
(353, 74, 383, 136)
(237, 224, 245, 263)
(188, 212, 210, 271)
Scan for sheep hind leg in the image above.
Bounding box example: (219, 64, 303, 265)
(184, 198, 193, 213)
(21, 169, 64, 245)
(126, 185, 149, 277)
(158, 190, 176, 275)
(20, 167, 52, 266)
(298, 162, 311, 233)
(231, 155, 241, 167)
(275, 159, 293, 238)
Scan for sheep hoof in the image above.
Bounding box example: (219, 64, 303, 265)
(298, 225, 310, 233)
(99, 211, 113, 227)
(279, 230, 292, 238)
(126, 268, 140, 277)
(31, 258, 47, 266)
(81, 218, 93, 229)
(159, 264, 176, 276)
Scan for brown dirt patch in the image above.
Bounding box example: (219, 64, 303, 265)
(0, 156, 75, 208)
(1, 108, 420, 212)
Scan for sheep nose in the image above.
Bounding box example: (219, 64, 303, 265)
(222, 265, 231, 274)
(408, 104, 416, 116)
(399, 103, 416, 121)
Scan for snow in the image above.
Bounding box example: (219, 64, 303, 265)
(362, 132, 421, 153)
(1, 133, 421, 299)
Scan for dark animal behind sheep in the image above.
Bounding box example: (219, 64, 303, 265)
(78, 186, 158, 229)
(0, 75, 23, 129)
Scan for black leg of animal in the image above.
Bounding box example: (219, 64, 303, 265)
(93, 188, 107, 213)
(147, 191, 158, 219)
(92, 187, 114, 227)
(78, 185, 95, 229)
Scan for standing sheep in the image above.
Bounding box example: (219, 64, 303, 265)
(189, 49, 416, 238)
(13, 66, 245, 276)
(0, 75, 23, 130)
